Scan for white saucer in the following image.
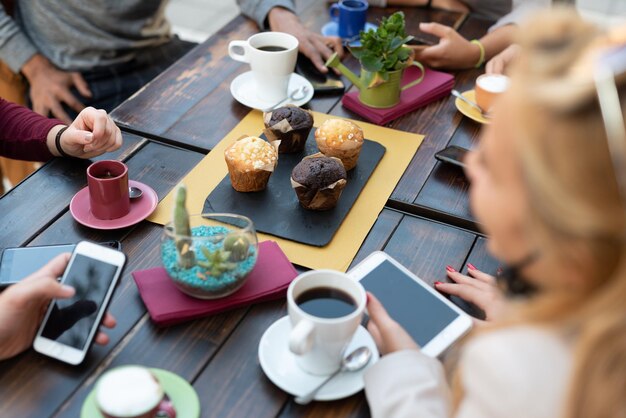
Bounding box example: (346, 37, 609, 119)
(230, 72, 314, 111)
(258, 316, 379, 401)
(321, 22, 378, 46)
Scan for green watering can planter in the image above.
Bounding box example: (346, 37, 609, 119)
(325, 53, 425, 109)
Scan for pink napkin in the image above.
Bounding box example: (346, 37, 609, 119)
(132, 241, 298, 326)
(341, 66, 455, 125)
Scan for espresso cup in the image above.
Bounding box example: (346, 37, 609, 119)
(329, 0, 368, 39)
(228, 32, 298, 102)
(87, 160, 130, 220)
(475, 74, 510, 113)
(288, 269, 366, 375)
(95, 366, 176, 418)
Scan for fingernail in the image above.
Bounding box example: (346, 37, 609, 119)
(61, 285, 75, 294)
(467, 263, 476, 271)
(434, 281, 442, 286)
(84, 133, 93, 142)
(446, 265, 455, 273)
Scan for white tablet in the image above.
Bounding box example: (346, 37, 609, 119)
(348, 251, 473, 357)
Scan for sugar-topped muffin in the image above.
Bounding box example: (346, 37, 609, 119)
(291, 153, 347, 211)
(314, 118, 364, 170)
(224, 136, 278, 192)
(263, 105, 313, 154)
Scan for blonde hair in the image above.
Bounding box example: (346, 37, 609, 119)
(472, 8, 626, 418)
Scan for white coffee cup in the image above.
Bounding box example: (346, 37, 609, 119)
(287, 270, 366, 375)
(228, 32, 299, 102)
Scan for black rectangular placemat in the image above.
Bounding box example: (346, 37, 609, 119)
(203, 133, 385, 247)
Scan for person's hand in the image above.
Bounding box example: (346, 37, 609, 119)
(47, 107, 123, 159)
(267, 7, 344, 73)
(435, 265, 505, 322)
(413, 22, 480, 69)
(367, 292, 419, 355)
(486, 44, 520, 75)
(21, 54, 93, 124)
(0, 253, 116, 360)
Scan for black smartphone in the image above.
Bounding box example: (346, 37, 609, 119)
(296, 53, 344, 94)
(435, 145, 470, 169)
(0, 241, 122, 288)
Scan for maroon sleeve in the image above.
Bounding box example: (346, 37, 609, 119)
(0, 98, 64, 161)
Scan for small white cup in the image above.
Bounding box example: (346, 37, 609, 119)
(287, 270, 366, 375)
(228, 32, 299, 102)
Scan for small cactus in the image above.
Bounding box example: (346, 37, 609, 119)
(173, 184, 196, 269)
(223, 234, 250, 262)
(197, 246, 236, 277)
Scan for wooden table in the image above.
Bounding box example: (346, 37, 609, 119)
(0, 4, 498, 418)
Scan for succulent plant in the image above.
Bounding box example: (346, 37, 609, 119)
(223, 234, 250, 262)
(197, 246, 237, 277)
(172, 184, 196, 269)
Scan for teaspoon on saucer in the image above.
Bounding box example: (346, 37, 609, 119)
(451, 89, 492, 119)
(129, 186, 143, 199)
(262, 85, 309, 112)
(294, 346, 372, 405)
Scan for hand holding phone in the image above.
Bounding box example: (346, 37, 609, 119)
(34, 241, 125, 365)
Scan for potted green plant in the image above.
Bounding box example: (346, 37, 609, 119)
(326, 11, 425, 108)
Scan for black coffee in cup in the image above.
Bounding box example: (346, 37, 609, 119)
(257, 45, 287, 52)
(295, 287, 357, 318)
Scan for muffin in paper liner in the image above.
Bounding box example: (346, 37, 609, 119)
(315, 118, 364, 171)
(263, 105, 314, 154)
(290, 153, 348, 211)
(224, 136, 279, 192)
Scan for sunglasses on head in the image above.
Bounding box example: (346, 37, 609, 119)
(594, 44, 626, 207)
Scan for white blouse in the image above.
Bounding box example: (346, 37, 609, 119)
(364, 326, 572, 418)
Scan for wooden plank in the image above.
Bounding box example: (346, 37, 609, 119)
(0, 142, 203, 418)
(412, 117, 481, 226)
(0, 133, 146, 250)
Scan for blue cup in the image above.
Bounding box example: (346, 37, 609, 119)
(329, 0, 368, 39)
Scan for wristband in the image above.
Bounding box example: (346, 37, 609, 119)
(471, 39, 486, 68)
(55, 126, 71, 158)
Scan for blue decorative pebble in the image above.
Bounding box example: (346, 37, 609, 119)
(161, 225, 257, 296)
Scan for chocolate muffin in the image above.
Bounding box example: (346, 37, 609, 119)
(263, 105, 314, 153)
(291, 153, 347, 211)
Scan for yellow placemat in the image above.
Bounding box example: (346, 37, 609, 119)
(149, 110, 422, 272)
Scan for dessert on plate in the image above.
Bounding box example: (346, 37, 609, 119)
(263, 105, 314, 154)
(314, 118, 364, 170)
(290, 153, 347, 211)
(224, 136, 279, 192)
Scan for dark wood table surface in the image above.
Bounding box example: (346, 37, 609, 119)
(0, 4, 499, 418)
(111, 2, 489, 231)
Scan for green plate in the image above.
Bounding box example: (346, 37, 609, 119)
(81, 368, 200, 418)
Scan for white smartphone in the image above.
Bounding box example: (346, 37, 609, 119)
(348, 251, 473, 357)
(33, 241, 126, 365)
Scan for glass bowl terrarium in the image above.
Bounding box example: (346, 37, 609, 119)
(161, 213, 258, 299)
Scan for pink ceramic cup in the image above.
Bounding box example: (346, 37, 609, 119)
(87, 160, 130, 220)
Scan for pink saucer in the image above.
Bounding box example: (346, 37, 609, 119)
(70, 180, 158, 230)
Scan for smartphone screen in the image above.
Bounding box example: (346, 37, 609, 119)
(39, 254, 119, 350)
(0, 241, 122, 287)
(0, 244, 75, 285)
(360, 260, 460, 346)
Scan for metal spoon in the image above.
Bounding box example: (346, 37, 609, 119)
(129, 186, 143, 199)
(294, 346, 372, 405)
(262, 85, 309, 112)
(451, 89, 492, 119)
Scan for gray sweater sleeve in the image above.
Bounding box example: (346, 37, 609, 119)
(0, 6, 38, 72)
(489, 0, 551, 31)
(236, 0, 296, 29)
